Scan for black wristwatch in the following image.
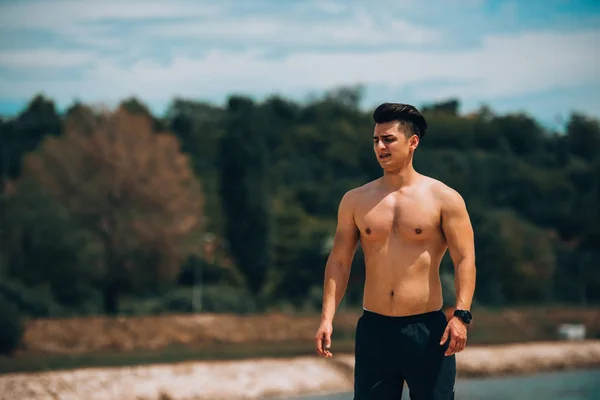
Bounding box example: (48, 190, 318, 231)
(453, 309, 472, 325)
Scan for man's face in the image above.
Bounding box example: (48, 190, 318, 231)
(373, 121, 418, 171)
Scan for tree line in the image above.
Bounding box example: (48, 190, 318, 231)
(1, 87, 599, 319)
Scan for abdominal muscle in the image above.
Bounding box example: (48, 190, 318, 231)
(361, 241, 446, 317)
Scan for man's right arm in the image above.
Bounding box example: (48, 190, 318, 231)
(321, 190, 359, 322)
(315, 190, 359, 357)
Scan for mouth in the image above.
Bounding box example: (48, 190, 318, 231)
(379, 154, 391, 160)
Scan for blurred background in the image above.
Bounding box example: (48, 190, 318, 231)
(0, 1, 599, 399)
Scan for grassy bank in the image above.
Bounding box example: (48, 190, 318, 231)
(0, 339, 356, 375)
(2, 306, 598, 375)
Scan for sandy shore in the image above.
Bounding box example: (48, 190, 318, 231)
(1, 340, 599, 400)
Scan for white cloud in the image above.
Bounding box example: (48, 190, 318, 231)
(0, 0, 224, 48)
(0, 0, 598, 118)
(0, 1, 222, 30)
(4, 29, 597, 105)
(151, 10, 441, 47)
(0, 0, 441, 50)
(414, 30, 600, 100)
(0, 49, 97, 69)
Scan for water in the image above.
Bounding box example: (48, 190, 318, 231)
(287, 369, 600, 400)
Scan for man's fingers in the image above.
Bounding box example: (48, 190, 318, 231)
(440, 326, 449, 345)
(446, 336, 468, 356)
(454, 338, 462, 353)
(315, 334, 324, 355)
(445, 335, 457, 356)
(324, 333, 333, 357)
(315, 331, 333, 357)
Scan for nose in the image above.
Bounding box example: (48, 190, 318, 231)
(376, 141, 386, 151)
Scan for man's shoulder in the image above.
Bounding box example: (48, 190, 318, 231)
(344, 179, 378, 199)
(339, 180, 378, 210)
(422, 176, 465, 207)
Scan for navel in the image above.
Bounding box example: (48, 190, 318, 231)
(390, 290, 394, 297)
(415, 228, 422, 234)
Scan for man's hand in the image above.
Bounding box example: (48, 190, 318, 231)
(440, 317, 468, 356)
(315, 320, 333, 358)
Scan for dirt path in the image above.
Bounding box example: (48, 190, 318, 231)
(1, 341, 599, 400)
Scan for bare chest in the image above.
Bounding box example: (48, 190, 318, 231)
(355, 192, 441, 243)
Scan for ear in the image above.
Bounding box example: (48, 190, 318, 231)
(409, 135, 420, 150)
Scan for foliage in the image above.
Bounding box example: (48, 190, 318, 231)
(15, 107, 205, 313)
(0, 296, 24, 355)
(0, 95, 62, 182)
(0, 89, 599, 316)
(218, 97, 271, 296)
(1, 179, 100, 309)
(0, 278, 61, 317)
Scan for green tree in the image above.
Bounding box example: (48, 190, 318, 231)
(1, 179, 100, 309)
(0, 95, 62, 192)
(420, 112, 475, 149)
(493, 113, 546, 156)
(119, 97, 165, 131)
(268, 197, 333, 304)
(219, 96, 271, 296)
(3, 90, 600, 310)
(422, 98, 460, 115)
(566, 113, 600, 162)
(0, 296, 24, 355)
(165, 99, 225, 233)
(473, 210, 556, 304)
(21, 108, 204, 313)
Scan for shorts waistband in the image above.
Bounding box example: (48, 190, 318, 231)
(361, 308, 444, 324)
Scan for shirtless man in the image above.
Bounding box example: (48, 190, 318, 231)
(315, 103, 476, 399)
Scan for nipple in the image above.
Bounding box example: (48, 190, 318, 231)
(365, 227, 371, 235)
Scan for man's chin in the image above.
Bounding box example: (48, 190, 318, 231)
(380, 164, 400, 173)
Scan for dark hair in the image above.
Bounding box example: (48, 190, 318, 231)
(372, 103, 428, 139)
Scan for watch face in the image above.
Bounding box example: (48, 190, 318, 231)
(456, 310, 472, 323)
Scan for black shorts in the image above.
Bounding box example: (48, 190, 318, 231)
(353, 309, 456, 400)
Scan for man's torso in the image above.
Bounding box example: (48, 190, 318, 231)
(352, 175, 448, 316)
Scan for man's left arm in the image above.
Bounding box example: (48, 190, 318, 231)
(439, 186, 476, 356)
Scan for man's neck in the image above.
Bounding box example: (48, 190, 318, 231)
(381, 165, 418, 191)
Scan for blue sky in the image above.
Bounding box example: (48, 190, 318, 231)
(0, 0, 599, 127)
